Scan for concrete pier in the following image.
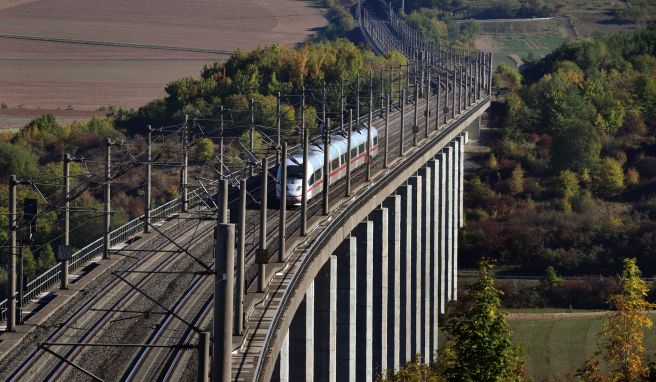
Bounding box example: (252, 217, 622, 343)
(407, 175, 422, 360)
(336, 236, 357, 382)
(289, 281, 314, 381)
(314, 255, 337, 382)
(383, 195, 401, 371)
(354, 221, 373, 381)
(371, 208, 389, 377)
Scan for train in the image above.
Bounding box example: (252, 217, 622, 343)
(276, 127, 379, 204)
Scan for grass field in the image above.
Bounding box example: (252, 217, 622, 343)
(494, 35, 568, 68)
(507, 311, 656, 381)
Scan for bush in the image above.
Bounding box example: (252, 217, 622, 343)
(554, 170, 580, 200)
(595, 157, 625, 197)
(508, 165, 524, 195)
(572, 190, 595, 213)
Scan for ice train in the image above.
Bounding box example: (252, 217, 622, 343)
(276, 128, 379, 204)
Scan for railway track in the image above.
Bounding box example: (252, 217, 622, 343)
(2, 13, 474, 376)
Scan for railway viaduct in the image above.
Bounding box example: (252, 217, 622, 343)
(0, 1, 492, 381)
(232, 3, 491, 381)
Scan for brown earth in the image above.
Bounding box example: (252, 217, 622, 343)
(0, 0, 327, 113)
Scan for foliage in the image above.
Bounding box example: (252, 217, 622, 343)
(441, 260, 526, 382)
(195, 137, 215, 163)
(379, 357, 443, 382)
(554, 170, 580, 200)
(594, 157, 625, 197)
(508, 165, 524, 195)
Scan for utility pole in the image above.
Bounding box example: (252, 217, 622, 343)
(277, 92, 281, 165)
(257, 157, 269, 293)
(213, 223, 235, 382)
(61, 154, 71, 289)
(356, 73, 360, 127)
(278, 142, 287, 262)
(323, 118, 330, 215)
(340, 78, 345, 132)
(181, 115, 189, 213)
(400, 89, 405, 157)
(322, 81, 327, 130)
(220, 179, 229, 224)
(103, 138, 113, 260)
(235, 179, 246, 336)
(346, 109, 352, 197)
(367, 70, 373, 182)
(250, 98, 255, 177)
(380, 68, 385, 117)
(7, 175, 17, 331)
(219, 106, 225, 178)
(384, 93, 390, 168)
(301, 87, 308, 236)
(144, 125, 152, 233)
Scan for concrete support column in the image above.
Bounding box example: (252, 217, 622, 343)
(371, 207, 389, 377)
(444, 145, 454, 302)
(354, 221, 373, 381)
(436, 153, 447, 314)
(458, 135, 466, 228)
(397, 185, 413, 364)
(336, 236, 357, 382)
(383, 195, 401, 371)
(315, 255, 337, 382)
(273, 331, 290, 382)
(428, 159, 441, 356)
(420, 167, 432, 361)
(451, 139, 460, 300)
(289, 282, 315, 381)
(407, 176, 422, 360)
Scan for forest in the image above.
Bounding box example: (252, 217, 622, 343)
(460, 24, 656, 308)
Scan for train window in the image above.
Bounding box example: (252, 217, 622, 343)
(287, 165, 304, 179)
(331, 159, 339, 171)
(351, 148, 357, 158)
(314, 169, 322, 181)
(373, 136, 378, 145)
(359, 143, 365, 153)
(341, 154, 346, 163)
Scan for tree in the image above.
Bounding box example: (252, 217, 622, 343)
(508, 165, 524, 196)
(554, 170, 580, 200)
(550, 117, 601, 173)
(595, 157, 625, 197)
(581, 258, 653, 382)
(195, 137, 215, 163)
(441, 260, 525, 382)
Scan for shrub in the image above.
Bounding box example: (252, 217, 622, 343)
(508, 165, 524, 195)
(595, 157, 625, 197)
(554, 170, 580, 200)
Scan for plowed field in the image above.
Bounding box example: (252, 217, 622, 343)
(0, 0, 326, 112)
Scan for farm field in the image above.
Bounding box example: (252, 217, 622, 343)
(472, 0, 656, 69)
(507, 310, 656, 381)
(0, 0, 326, 114)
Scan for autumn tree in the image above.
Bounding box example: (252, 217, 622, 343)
(441, 260, 526, 382)
(580, 258, 653, 382)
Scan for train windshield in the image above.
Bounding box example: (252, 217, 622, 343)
(287, 165, 304, 179)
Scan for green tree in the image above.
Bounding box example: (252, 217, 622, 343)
(508, 165, 524, 196)
(0, 143, 39, 178)
(595, 157, 625, 197)
(554, 170, 580, 200)
(195, 137, 215, 163)
(550, 118, 601, 172)
(441, 260, 525, 382)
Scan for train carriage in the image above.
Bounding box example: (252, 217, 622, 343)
(276, 127, 379, 205)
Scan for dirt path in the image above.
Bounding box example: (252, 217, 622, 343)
(507, 311, 610, 320)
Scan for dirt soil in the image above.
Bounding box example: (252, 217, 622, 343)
(0, 0, 326, 112)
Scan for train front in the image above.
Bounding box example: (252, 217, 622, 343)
(276, 156, 308, 206)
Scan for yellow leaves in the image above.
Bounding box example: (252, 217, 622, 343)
(595, 258, 654, 382)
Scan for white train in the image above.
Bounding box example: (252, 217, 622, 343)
(276, 127, 379, 205)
